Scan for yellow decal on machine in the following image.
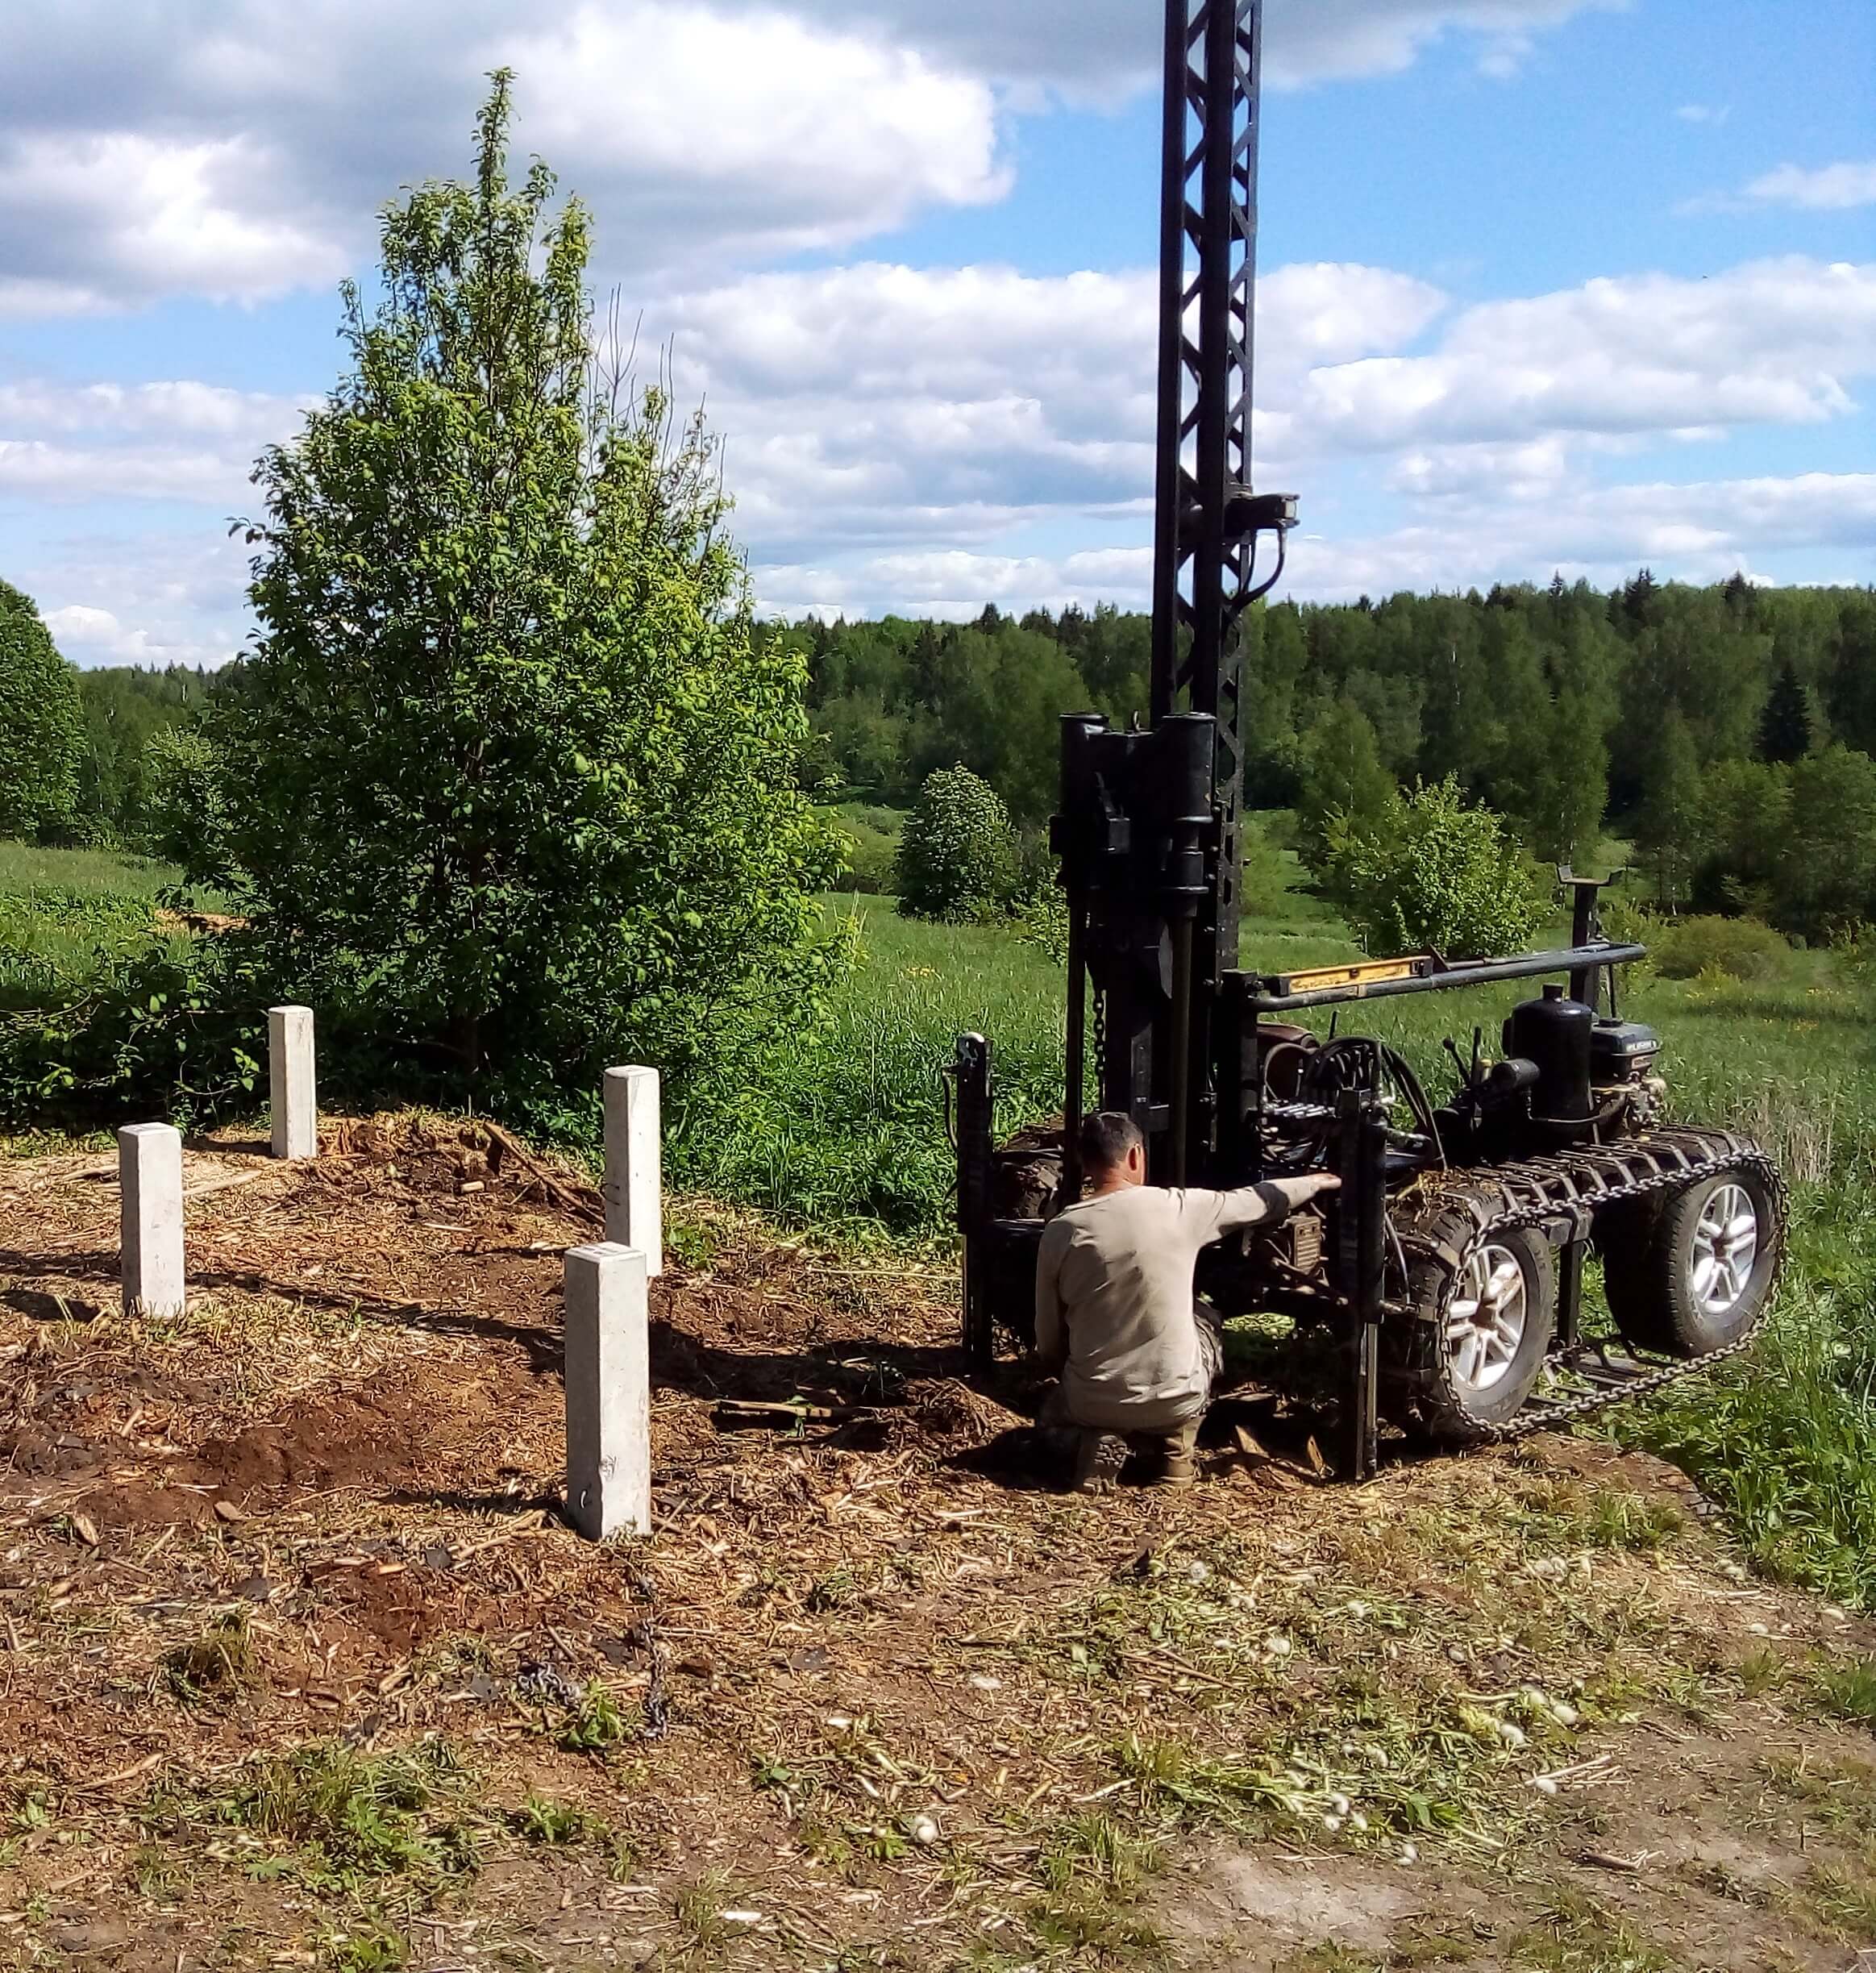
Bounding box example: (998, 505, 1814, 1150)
(1282, 958, 1430, 993)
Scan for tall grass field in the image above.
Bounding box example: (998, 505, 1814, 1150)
(5, 838, 1874, 1609)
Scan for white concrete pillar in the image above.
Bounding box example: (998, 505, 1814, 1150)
(603, 1066, 663, 1277)
(268, 1005, 318, 1160)
(564, 1242, 651, 1542)
(120, 1124, 185, 1319)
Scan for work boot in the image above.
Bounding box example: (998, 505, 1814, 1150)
(1071, 1430, 1130, 1493)
(1134, 1421, 1200, 1489)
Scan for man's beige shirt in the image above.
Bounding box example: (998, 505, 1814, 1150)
(1034, 1184, 1285, 1432)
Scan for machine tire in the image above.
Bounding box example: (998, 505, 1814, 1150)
(1391, 1221, 1556, 1445)
(1599, 1166, 1781, 1359)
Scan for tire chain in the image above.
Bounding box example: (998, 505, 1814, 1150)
(1389, 1127, 1787, 1443)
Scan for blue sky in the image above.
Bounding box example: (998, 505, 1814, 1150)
(0, 0, 1870, 667)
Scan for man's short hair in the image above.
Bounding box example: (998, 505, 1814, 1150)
(1079, 1111, 1143, 1175)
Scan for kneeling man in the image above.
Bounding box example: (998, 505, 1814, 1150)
(1034, 1112, 1340, 1490)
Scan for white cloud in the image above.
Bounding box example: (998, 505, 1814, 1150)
(0, 131, 345, 318)
(755, 545, 1155, 619)
(796, 0, 1625, 92)
(634, 256, 1874, 568)
(30, 534, 251, 670)
(650, 260, 1446, 552)
(751, 470, 1875, 617)
(1265, 0, 1628, 85)
(0, 380, 307, 439)
(1674, 103, 1729, 127)
(1741, 160, 1876, 213)
(1294, 259, 1876, 450)
(41, 604, 168, 666)
(0, 1, 1005, 314)
(1281, 471, 1876, 601)
(9, 249, 1871, 650)
(0, 380, 306, 506)
(0, 0, 1627, 315)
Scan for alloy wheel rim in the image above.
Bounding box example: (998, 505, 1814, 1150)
(1691, 1183, 1759, 1318)
(1447, 1243, 1529, 1394)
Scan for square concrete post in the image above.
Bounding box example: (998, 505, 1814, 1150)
(564, 1242, 651, 1542)
(120, 1123, 185, 1319)
(603, 1066, 663, 1277)
(268, 1005, 318, 1160)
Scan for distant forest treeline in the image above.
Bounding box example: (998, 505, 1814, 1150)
(67, 664, 214, 847)
(763, 575, 1876, 938)
(21, 575, 1876, 939)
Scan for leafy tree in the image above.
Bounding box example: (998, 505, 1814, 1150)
(1695, 756, 1790, 921)
(905, 622, 1086, 825)
(1634, 711, 1705, 912)
(1295, 703, 1397, 868)
(1757, 659, 1813, 764)
(1525, 688, 1610, 867)
(1826, 595, 1876, 754)
(1322, 777, 1545, 960)
(71, 665, 211, 846)
(0, 578, 82, 842)
(206, 73, 839, 1093)
(786, 575, 1876, 941)
(1777, 745, 1876, 938)
(895, 767, 1017, 922)
(145, 728, 235, 879)
(1618, 568, 1660, 631)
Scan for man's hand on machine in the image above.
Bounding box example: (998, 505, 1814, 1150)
(1267, 1172, 1342, 1213)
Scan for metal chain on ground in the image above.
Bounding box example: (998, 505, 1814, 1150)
(1391, 1128, 1787, 1442)
(625, 1563, 671, 1740)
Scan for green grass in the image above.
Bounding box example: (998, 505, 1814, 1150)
(0, 840, 200, 1011)
(198, 1740, 481, 1890)
(1816, 1656, 1876, 1729)
(0, 841, 185, 901)
(669, 896, 1069, 1230)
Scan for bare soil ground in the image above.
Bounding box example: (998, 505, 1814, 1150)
(0, 1116, 1872, 1973)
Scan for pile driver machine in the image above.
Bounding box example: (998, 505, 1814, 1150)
(950, 0, 1785, 1478)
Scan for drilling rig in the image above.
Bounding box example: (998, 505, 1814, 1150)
(949, 0, 1786, 1479)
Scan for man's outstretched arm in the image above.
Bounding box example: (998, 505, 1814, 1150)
(1182, 1172, 1341, 1242)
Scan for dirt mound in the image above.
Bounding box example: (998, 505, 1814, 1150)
(893, 1376, 1021, 1451)
(325, 1113, 603, 1219)
(189, 1361, 551, 1497)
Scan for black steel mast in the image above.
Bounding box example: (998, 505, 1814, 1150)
(1150, 0, 1266, 986)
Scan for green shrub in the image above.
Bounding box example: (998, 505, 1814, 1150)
(1596, 894, 1659, 980)
(1240, 814, 1294, 918)
(1830, 923, 1876, 998)
(896, 767, 1017, 923)
(828, 805, 903, 895)
(144, 729, 236, 883)
(1322, 777, 1545, 960)
(1651, 914, 1788, 981)
(0, 931, 269, 1130)
(1014, 885, 1069, 966)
